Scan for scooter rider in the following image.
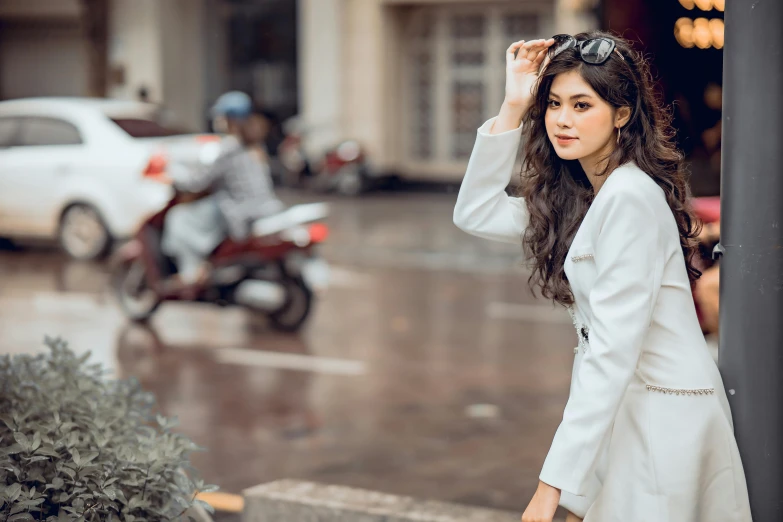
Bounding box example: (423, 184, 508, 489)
(162, 91, 284, 288)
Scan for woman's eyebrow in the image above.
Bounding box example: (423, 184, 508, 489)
(548, 92, 594, 100)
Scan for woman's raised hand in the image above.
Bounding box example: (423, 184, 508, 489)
(504, 39, 555, 113)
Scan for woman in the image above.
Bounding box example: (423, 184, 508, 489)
(453, 32, 751, 522)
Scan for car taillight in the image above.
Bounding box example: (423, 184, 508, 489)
(308, 223, 329, 244)
(143, 153, 169, 182)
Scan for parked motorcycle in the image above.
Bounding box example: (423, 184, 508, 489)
(692, 196, 720, 271)
(691, 196, 721, 335)
(111, 194, 330, 332)
(310, 140, 371, 197)
(276, 117, 372, 196)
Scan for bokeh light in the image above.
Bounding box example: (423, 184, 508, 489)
(675, 17, 696, 48)
(680, 0, 725, 11)
(675, 17, 724, 49)
(710, 18, 725, 49)
(693, 18, 712, 49)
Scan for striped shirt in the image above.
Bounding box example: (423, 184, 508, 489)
(173, 136, 284, 240)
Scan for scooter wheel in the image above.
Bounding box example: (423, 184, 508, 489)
(112, 258, 163, 322)
(267, 277, 313, 332)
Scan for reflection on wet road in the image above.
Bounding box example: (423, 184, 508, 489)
(0, 190, 575, 512)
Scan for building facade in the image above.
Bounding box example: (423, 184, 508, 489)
(0, 0, 92, 100)
(298, 0, 598, 181)
(0, 0, 210, 132)
(0, 0, 598, 181)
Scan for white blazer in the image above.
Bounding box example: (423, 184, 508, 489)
(453, 118, 751, 521)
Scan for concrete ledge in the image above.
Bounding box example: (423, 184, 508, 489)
(242, 479, 520, 522)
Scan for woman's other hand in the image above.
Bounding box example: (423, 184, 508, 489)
(520, 480, 561, 522)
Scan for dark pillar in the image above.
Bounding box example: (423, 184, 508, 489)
(81, 0, 109, 98)
(719, 0, 783, 520)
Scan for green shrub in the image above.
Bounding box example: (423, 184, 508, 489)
(0, 338, 217, 521)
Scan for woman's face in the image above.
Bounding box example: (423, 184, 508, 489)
(544, 70, 619, 163)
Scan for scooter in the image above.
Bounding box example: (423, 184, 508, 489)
(691, 196, 720, 334)
(309, 140, 371, 197)
(276, 117, 372, 196)
(692, 196, 720, 271)
(111, 194, 330, 332)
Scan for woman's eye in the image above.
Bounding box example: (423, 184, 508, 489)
(575, 102, 590, 110)
(547, 100, 560, 108)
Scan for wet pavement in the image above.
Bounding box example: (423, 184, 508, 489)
(0, 189, 576, 514)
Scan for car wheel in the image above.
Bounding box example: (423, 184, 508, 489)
(59, 204, 112, 261)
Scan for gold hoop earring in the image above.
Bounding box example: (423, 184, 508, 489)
(616, 127, 621, 145)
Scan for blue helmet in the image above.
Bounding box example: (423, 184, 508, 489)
(210, 91, 253, 120)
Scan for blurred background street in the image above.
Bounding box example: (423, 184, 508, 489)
(0, 187, 575, 510)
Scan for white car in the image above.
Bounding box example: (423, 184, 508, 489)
(0, 97, 221, 260)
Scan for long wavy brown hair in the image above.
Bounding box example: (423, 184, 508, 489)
(519, 31, 701, 306)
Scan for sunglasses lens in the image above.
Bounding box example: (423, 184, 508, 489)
(550, 35, 576, 57)
(580, 38, 615, 64)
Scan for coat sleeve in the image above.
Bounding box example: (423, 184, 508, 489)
(538, 186, 664, 496)
(452, 118, 529, 244)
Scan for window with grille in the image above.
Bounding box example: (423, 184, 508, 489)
(405, 6, 543, 166)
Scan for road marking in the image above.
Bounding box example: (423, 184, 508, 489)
(214, 347, 367, 375)
(327, 265, 373, 288)
(465, 403, 501, 419)
(0, 292, 103, 314)
(485, 302, 571, 324)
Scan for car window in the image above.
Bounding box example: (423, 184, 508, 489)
(0, 117, 20, 147)
(18, 117, 82, 146)
(111, 118, 182, 138)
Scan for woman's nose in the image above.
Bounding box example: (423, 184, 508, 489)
(557, 109, 572, 127)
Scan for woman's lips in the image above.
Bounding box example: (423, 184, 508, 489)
(556, 135, 577, 145)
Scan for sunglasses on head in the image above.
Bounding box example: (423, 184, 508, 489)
(549, 35, 625, 65)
